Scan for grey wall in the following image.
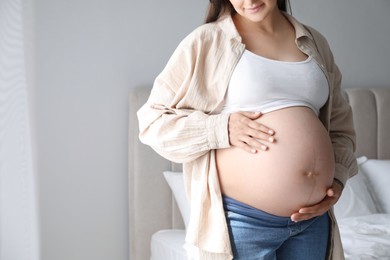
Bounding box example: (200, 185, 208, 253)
(292, 0, 390, 88)
(33, 0, 389, 260)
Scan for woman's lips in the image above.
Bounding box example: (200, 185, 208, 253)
(246, 3, 264, 13)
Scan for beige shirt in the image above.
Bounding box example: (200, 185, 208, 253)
(138, 13, 358, 260)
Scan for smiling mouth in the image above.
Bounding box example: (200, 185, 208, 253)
(246, 3, 264, 13)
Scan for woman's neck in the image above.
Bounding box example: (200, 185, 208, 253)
(233, 10, 287, 35)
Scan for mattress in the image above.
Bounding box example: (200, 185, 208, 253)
(151, 229, 187, 260)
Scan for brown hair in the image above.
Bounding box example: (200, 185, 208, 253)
(204, 0, 291, 23)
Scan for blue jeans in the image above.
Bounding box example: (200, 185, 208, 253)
(223, 196, 330, 260)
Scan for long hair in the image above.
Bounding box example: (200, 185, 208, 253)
(204, 0, 291, 24)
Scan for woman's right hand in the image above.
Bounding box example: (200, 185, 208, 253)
(228, 111, 275, 154)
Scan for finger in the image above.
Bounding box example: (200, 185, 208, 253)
(231, 112, 275, 136)
(327, 188, 335, 197)
(298, 196, 336, 215)
(291, 190, 341, 222)
(292, 206, 328, 221)
(247, 120, 275, 135)
(298, 204, 323, 214)
(246, 128, 276, 143)
(230, 122, 274, 145)
(240, 135, 268, 151)
(291, 212, 318, 222)
(233, 140, 259, 154)
(240, 111, 262, 119)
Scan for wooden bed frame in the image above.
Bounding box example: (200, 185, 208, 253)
(128, 88, 390, 260)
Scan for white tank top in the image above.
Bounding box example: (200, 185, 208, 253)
(221, 50, 329, 116)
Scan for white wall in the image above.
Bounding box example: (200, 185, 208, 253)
(0, 0, 39, 259)
(33, 0, 390, 260)
(34, 0, 208, 260)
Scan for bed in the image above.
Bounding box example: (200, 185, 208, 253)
(129, 88, 390, 260)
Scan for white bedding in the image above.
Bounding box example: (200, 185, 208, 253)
(338, 214, 390, 260)
(151, 229, 186, 260)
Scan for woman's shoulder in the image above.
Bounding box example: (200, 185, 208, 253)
(288, 14, 332, 53)
(303, 24, 328, 45)
(303, 24, 334, 59)
(179, 15, 237, 48)
(297, 21, 337, 71)
(285, 13, 329, 44)
(181, 19, 228, 45)
(157, 18, 232, 80)
(169, 24, 218, 59)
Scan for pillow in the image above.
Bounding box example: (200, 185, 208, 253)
(334, 156, 378, 219)
(163, 171, 190, 228)
(359, 159, 390, 214)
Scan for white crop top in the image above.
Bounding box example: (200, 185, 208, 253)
(221, 50, 329, 116)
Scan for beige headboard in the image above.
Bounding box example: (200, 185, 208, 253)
(128, 87, 390, 260)
(343, 88, 390, 159)
(128, 87, 184, 260)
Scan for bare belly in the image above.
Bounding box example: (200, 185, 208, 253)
(216, 107, 335, 216)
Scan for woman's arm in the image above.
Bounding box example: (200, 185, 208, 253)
(328, 63, 358, 185)
(138, 81, 275, 163)
(138, 89, 231, 163)
(138, 28, 275, 163)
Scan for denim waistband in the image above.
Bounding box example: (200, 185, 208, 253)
(222, 195, 293, 223)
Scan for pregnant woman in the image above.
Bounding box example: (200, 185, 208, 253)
(138, 0, 358, 259)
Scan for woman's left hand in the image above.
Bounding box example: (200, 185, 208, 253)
(290, 180, 343, 222)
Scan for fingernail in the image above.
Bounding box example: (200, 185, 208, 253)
(268, 137, 274, 142)
(268, 130, 274, 135)
(261, 145, 267, 151)
(251, 149, 257, 153)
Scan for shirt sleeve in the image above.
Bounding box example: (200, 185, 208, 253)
(328, 63, 358, 186)
(137, 36, 231, 164)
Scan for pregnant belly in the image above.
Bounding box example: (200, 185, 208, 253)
(216, 107, 335, 217)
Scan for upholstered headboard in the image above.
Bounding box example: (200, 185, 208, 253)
(128, 88, 184, 260)
(343, 88, 390, 159)
(128, 87, 390, 260)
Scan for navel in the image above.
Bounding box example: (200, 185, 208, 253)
(305, 171, 319, 178)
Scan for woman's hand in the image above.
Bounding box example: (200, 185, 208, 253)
(228, 111, 275, 154)
(290, 180, 343, 222)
